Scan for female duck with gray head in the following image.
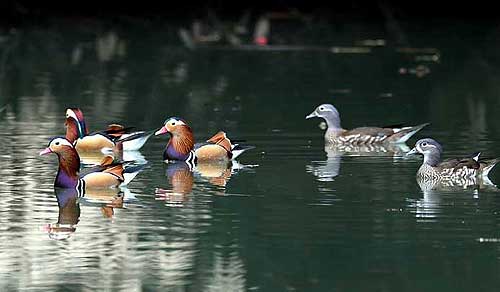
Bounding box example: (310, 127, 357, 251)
(306, 103, 429, 145)
(407, 138, 500, 182)
(154, 117, 254, 165)
(65, 108, 154, 153)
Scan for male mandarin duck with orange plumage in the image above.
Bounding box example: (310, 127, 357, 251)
(40, 137, 144, 190)
(65, 108, 154, 153)
(154, 117, 254, 164)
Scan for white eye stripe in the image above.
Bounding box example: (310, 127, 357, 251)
(167, 119, 186, 126)
(66, 109, 79, 121)
(319, 107, 333, 112)
(51, 138, 73, 147)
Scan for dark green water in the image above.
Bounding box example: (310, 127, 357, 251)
(1, 20, 500, 291)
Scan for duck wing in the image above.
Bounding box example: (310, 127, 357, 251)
(438, 157, 480, 170)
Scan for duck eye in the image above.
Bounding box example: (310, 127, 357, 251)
(319, 107, 325, 111)
(171, 122, 176, 126)
(55, 142, 60, 146)
(421, 142, 428, 147)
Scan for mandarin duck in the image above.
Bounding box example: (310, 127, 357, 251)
(407, 138, 500, 183)
(154, 117, 254, 165)
(65, 108, 154, 153)
(306, 104, 429, 145)
(40, 137, 145, 190)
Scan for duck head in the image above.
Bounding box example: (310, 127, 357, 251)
(155, 117, 191, 136)
(407, 138, 443, 166)
(65, 108, 88, 143)
(155, 117, 195, 159)
(40, 137, 81, 188)
(306, 104, 342, 130)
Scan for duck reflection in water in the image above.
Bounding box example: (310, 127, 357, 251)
(307, 143, 410, 181)
(155, 161, 253, 204)
(155, 162, 194, 204)
(414, 177, 500, 222)
(44, 188, 81, 240)
(45, 187, 133, 240)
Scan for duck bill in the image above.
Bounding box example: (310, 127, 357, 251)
(39, 147, 53, 156)
(155, 126, 168, 136)
(305, 111, 318, 119)
(406, 147, 418, 156)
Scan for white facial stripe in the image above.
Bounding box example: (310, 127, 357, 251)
(66, 109, 84, 136)
(167, 119, 186, 126)
(52, 138, 73, 147)
(66, 109, 79, 121)
(319, 107, 334, 112)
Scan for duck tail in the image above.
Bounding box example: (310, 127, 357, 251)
(388, 122, 430, 144)
(231, 144, 255, 160)
(481, 158, 500, 178)
(115, 130, 155, 151)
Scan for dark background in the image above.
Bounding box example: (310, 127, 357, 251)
(1, 0, 500, 27)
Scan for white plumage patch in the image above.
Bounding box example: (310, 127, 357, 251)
(51, 138, 74, 148)
(66, 109, 79, 121)
(166, 118, 186, 126)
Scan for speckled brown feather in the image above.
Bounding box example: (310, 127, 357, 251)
(441, 158, 480, 170)
(341, 127, 394, 138)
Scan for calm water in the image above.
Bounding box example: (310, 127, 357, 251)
(1, 20, 500, 291)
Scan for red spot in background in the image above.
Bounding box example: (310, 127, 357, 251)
(255, 36, 268, 46)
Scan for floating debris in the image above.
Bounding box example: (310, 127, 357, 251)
(356, 39, 386, 47)
(396, 47, 440, 54)
(329, 88, 351, 94)
(399, 64, 431, 78)
(330, 46, 371, 54)
(477, 238, 500, 243)
(415, 54, 440, 63)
